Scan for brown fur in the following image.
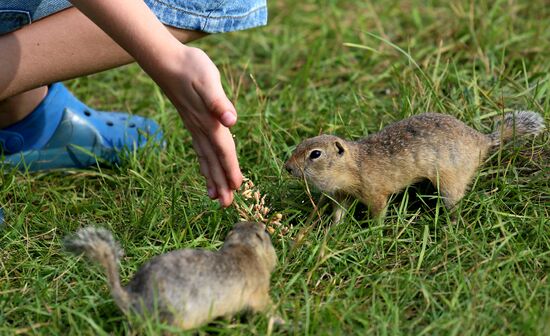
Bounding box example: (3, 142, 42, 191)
(64, 221, 278, 330)
(284, 111, 545, 223)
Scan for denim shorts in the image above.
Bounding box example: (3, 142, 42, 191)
(0, 0, 267, 35)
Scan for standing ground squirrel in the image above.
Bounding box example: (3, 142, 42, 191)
(64, 221, 277, 330)
(285, 111, 545, 223)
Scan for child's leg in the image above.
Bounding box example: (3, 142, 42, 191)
(0, 7, 205, 104)
(0, 8, 204, 170)
(0, 0, 267, 174)
(0, 87, 47, 128)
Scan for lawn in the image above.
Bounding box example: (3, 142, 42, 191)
(1, 0, 549, 335)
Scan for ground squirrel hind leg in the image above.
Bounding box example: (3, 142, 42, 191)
(248, 288, 273, 313)
(439, 181, 468, 222)
(249, 293, 286, 326)
(364, 194, 388, 221)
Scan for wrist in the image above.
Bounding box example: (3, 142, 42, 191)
(136, 36, 188, 76)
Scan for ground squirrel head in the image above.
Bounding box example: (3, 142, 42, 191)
(223, 221, 277, 271)
(284, 134, 356, 193)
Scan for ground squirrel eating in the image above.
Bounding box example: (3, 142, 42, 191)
(64, 221, 277, 330)
(284, 111, 545, 223)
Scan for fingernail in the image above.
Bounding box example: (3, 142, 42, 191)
(207, 188, 216, 199)
(220, 112, 237, 126)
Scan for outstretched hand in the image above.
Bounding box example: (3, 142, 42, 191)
(153, 45, 243, 207)
(66, 1, 242, 206)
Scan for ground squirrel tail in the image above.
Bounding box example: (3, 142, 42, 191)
(64, 227, 131, 312)
(489, 111, 545, 146)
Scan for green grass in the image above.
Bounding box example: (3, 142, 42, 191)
(1, 0, 550, 334)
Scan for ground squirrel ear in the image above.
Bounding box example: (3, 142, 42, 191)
(335, 141, 345, 155)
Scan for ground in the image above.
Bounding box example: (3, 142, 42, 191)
(1, 0, 549, 335)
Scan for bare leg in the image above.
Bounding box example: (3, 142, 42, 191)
(0, 7, 206, 124)
(0, 87, 47, 128)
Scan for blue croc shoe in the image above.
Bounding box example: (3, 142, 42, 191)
(0, 83, 163, 171)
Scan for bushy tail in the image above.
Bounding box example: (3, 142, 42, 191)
(489, 110, 545, 146)
(64, 227, 130, 312)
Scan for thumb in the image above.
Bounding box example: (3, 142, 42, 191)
(212, 95, 237, 128)
(196, 73, 237, 128)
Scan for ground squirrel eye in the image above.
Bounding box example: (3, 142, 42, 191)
(309, 150, 322, 160)
(255, 233, 264, 241)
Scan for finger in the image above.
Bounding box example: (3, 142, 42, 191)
(192, 130, 233, 207)
(192, 138, 217, 199)
(192, 70, 237, 128)
(185, 92, 243, 191)
(203, 145, 233, 207)
(210, 124, 243, 190)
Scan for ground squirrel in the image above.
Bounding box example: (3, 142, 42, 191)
(64, 221, 278, 330)
(284, 111, 545, 223)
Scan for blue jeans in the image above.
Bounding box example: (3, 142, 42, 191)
(0, 0, 267, 35)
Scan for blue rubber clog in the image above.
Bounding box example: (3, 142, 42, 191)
(0, 83, 163, 171)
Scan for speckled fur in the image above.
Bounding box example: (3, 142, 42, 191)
(285, 111, 545, 223)
(64, 222, 277, 330)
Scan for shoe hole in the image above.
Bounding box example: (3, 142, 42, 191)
(129, 123, 136, 128)
(119, 116, 127, 121)
(106, 120, 114, 126)
(84, 110, 92, 117)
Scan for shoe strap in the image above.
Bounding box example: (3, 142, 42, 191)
(0, 130, 24, 154)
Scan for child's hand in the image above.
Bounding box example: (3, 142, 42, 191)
(155, 46, 243, 207)
(68, 0, 243, 207)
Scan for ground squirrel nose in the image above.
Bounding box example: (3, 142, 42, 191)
(284, 163, 292, 174)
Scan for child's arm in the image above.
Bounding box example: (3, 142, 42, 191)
(69, 0, 243, 207)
